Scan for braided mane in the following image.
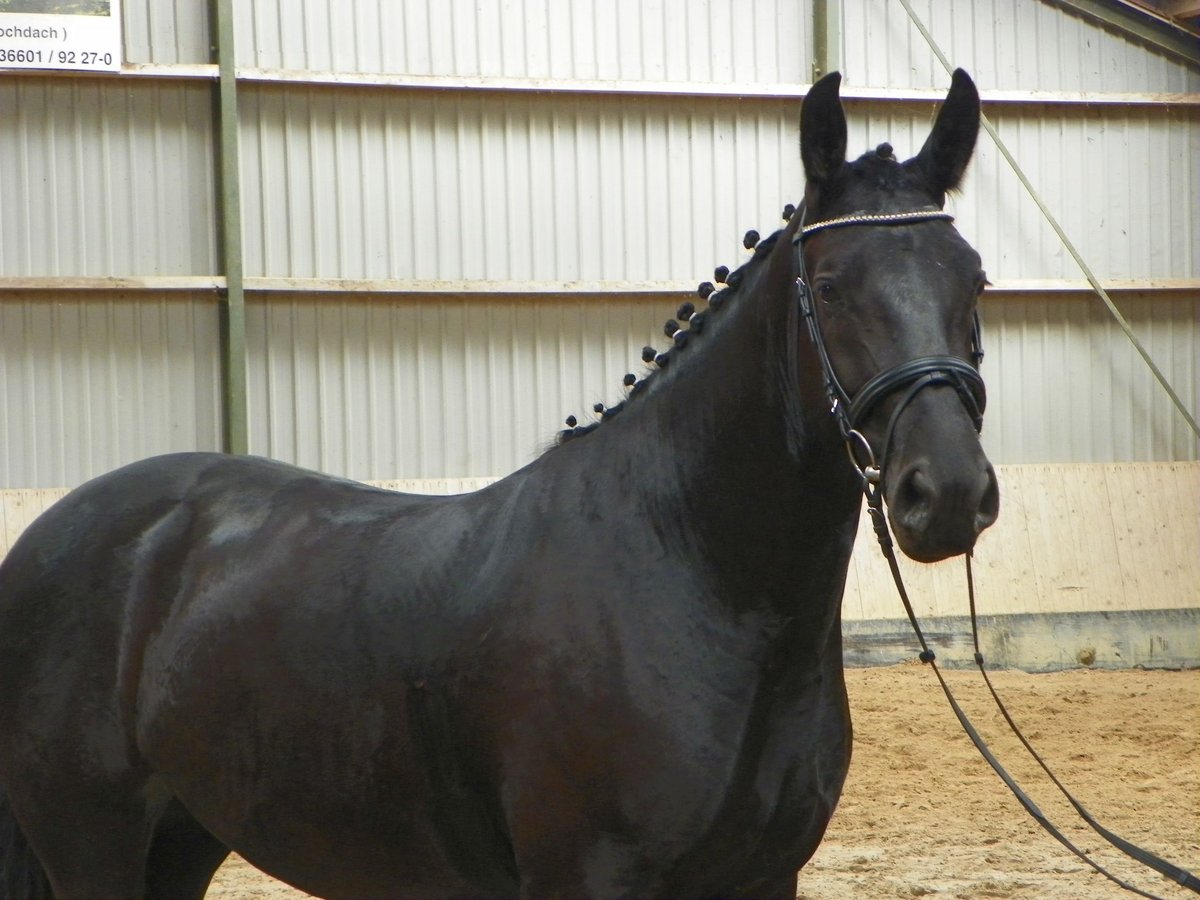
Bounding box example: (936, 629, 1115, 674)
(557, 214, 793, 444)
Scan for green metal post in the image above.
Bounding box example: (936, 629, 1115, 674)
(211, 0, 249, 455)
(812, 0, 843, 82)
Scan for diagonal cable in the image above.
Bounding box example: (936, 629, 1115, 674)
(895, 0, 1199, 441)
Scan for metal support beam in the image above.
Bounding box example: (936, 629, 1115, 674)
(1, 275, 1197, 298)
(210, 0, 248, 455)
(812, 0, 843, 82)
(25, 63, 1200, 107)
(1042, 0, 1200, 68)
(1161, 0, 1200, 16)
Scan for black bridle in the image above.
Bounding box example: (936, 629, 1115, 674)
(792, 205, 985, 488)
(792, 205, 1200, 899)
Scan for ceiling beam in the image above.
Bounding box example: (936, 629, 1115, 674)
(1041, 0, 1200, 67)
(1158, 0, 1200, 16)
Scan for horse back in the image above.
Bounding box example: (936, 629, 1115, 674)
(0, 451, 487, 698)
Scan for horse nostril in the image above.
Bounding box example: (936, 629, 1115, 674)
(888, 458, 997, 561)
(893, 466, 937, 533)
(975, 465, 1000, 534)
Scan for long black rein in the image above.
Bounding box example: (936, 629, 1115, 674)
(792, 206, 1200, 899)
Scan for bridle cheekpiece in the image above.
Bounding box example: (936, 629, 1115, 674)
(793, 205, 986, 488)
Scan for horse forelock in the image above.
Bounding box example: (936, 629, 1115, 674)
(814, 148, 939, 216)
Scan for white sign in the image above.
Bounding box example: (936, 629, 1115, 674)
(0, 0, 122, 73)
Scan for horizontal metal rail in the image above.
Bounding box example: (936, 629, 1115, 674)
(1, 276, 1196, 298)
(28, 63, 1200, 109)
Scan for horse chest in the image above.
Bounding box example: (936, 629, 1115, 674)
(673, 670, 851, 874)
(495, 636, 851, 897)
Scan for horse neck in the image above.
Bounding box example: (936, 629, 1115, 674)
(552, 222, 864, 622)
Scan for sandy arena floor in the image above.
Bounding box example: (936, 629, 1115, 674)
(206, 664, 1199, 900)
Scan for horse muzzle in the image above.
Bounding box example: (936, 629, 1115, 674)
(876, 381, 999, 562)
(885, 452, 999, 562)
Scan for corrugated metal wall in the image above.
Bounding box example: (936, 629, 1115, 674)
(0, 293, 220, 487)
(122, 0, 209, 65)
(844, 0, 1200, 92)
(0, 0, 1196, 489)
(851, 102, 1198, 282)
(0, 79, 216, 276)
(236, 0, 810, 83)
(986, 293, 1197, 462)
(238, 89, 801, 282)
(246, 295, 666, 480)
(239, 293, 1198, 483)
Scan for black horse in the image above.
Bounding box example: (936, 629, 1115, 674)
(0, 70, 996, 900)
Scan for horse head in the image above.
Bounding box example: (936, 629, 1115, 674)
(798, 69, 998, 562)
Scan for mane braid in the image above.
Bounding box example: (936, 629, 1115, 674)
(555, 224, 788, 446)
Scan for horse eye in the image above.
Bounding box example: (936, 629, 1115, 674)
(816, 281, 839, 303)
(975, 273, 990, 296)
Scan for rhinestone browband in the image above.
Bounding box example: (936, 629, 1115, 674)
(798, 208, 954, 240)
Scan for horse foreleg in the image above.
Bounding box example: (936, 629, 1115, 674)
(729, 871, 800, 900)
(143, 798, 230, 900)
(4, 775, 161, 900)
(0, 785, 52, 900)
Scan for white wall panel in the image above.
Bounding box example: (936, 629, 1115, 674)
(239, 88, 1197, 287)
(0, 294, 221, 489)
(842, 0, 1200, 93)
(243, 289, 1198, 484)
(122, 0, 210, 65)
(236, 0, 811, 84)
(847, 102, 1198, 283)
(240, 87, 805, 282)
(246, 294, 668, 481)
(0, 79, 217, 277)
(982, 293, 1199, 464)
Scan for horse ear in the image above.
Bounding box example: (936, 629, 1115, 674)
(800, 72, 847, 188)
(912, 68, 980, 197)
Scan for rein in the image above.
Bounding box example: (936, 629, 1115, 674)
(793, 205, 1200, 898)
(867, 506, 1200, 899)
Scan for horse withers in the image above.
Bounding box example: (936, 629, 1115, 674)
(0, 70, 995, 900)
